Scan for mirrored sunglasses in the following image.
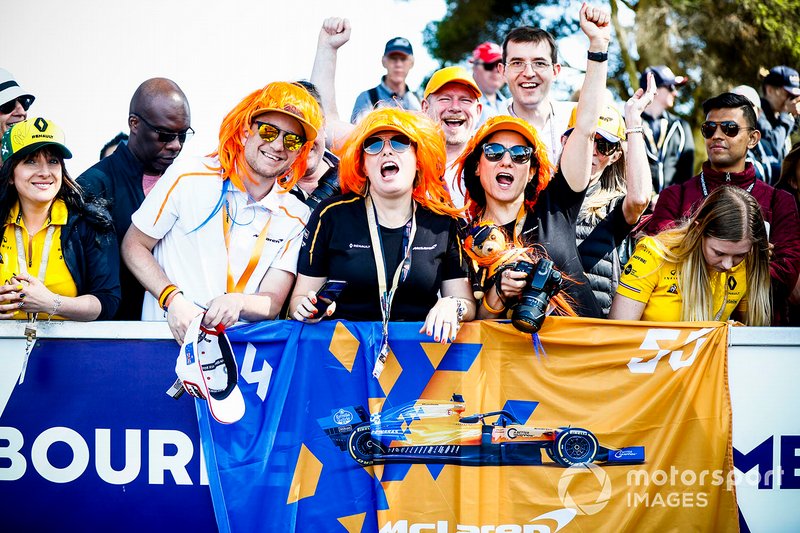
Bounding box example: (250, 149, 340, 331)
(256, 122, 305, 151)
(363, 134, 412, 155)
(700, 121, 750, 139)
(481, 143, 533, 164)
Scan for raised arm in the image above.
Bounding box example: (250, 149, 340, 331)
(621, 72, 656, 224)
(310, 17, 355, 150)
(560, 3, 611, 192)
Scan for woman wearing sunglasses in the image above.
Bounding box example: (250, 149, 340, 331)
(572, 76, 656, 317)
(290, 108, 475, 344)
(0, 118, 120, 321)
(455, 4, 612, 319)
(609, 186, 771, 325)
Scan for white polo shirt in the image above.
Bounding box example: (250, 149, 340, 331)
(503, 99, 575, 165)
(131, 156, 310, 320)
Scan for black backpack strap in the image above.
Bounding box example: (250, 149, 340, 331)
(368, 86, 380, 107)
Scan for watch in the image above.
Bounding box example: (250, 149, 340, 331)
(587, 51, 608, 62)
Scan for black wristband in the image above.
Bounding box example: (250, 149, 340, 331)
(587, 51, 608, 62)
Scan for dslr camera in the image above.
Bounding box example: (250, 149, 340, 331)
(503, 258, 563, 334)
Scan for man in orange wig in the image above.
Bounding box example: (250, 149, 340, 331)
(121, 81, 323, 342)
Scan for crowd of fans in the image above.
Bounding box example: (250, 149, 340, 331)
(2, 3, 799, 341)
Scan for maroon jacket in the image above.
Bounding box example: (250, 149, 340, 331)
(647, 162, 800, 324)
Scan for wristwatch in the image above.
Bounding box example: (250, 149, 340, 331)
(587, 51, 608, 62)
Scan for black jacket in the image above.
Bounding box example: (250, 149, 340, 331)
(77, 142, 145, 319)
(642, 110, 695, 192)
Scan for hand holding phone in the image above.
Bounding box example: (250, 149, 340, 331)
(314, 280, 348, 315)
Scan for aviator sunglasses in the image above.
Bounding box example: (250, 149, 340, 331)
(0, 96, 33, 115)
(595, 135, 620, 157)
(482, 143, 533, 164)
(132, 113, 195, 144)
(700, 121, 752, 139)
(363, 134, 413, 155)
(256, 121, 306, 151)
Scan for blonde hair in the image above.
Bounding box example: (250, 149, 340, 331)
(650, 186, 771, 325)
(337, 108, 459, 217)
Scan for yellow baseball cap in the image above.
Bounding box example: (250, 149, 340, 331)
(1, 117, 72, 163)
(566, 103, 626, 142)
(423, 66, 482, 100)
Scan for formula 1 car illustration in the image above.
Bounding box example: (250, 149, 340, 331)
(318, 395, 645, 467)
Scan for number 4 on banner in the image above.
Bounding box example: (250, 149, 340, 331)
(240, 342, 273, 401)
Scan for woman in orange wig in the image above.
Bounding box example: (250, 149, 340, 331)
(290, 108, 475, 345)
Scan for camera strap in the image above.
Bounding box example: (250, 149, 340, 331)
(365, 194, 416, 378)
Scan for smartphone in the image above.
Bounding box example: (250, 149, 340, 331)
(315, 280, 348, 315)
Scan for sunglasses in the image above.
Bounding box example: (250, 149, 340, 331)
(595, 135, 621, 157)
(363, 134, 413, 155)
(256, 121, 306, 151)
(700, 121, 752, 139)
(480, 61, 501, 71)
(0, 96, 33, 115)
(132, 113, 194, 144)
(482, 143, 533, 164)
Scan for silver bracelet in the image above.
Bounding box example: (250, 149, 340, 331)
(625, 126, 645, 135)
(50, 295, 62, 317)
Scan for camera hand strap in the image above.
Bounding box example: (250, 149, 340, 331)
(365, 194, 416, 378)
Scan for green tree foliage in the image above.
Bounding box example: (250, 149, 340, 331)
(425, 0, 800, 125)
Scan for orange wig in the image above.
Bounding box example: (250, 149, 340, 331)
(210, 81, 323, 192)
(337, 108, 459, 217)
(452, 115, 554, 221)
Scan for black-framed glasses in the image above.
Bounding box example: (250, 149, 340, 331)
(363, 134, 413, 155)
(0, 96, 33, 115)
(132, 113, 194, 144)
(700, 121, 752, 139)
(256, 122, 306, 151)
(482, 143, 533, 164)
(480, 61, 501, 72)
(595, 135, 621, 157)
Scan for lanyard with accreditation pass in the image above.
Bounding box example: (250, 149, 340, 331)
(222, 197, 273, 293)
(365, 195, 416, 378)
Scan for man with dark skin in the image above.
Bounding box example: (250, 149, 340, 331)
(78, 77, 192, 320)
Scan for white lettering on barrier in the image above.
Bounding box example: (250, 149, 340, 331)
(0, 426, 206, 485)
(148, 429, 194, 485)
(627, 328, 713, 374)
(95, 428, 141, 485)
(0, 427, 25, 481)
(31, 427, 90, 483)
(241, 342, 273, 401)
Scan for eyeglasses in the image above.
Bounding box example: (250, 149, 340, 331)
(480, 61, 501, 72)
(505, 60, 553, 73)
(363, 134, 413, 155)
(256, 121, 306, 151)
(132, 113, 194, 144)
(0, 96, 33, 115)
(700, 121, 753, 139)
(482, 143, 533, 164)
(595, 136, 621, 157)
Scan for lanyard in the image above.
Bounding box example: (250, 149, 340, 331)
(365, 194, 416, 378)
(14, 222, 56, 384)
(222, 196, 273, 293)
(700, 172, 755, 198)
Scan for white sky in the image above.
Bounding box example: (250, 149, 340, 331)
(4, 0, 447, 176)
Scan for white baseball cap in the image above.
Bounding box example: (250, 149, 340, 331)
(176, 315, 245, 424)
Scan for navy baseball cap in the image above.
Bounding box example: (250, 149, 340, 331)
(764, 65, 800, 97)
(384, 37, 413, 57)
(640, 65, 688, 89)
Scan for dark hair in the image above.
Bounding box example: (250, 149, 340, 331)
(294, 80, 323, 108)
(702, 92, 757, 129)
(502, 27, 558, 64)
(99, 132, 128, 160)
(0, 147, 113, 237)
(776, 144, 800, 206)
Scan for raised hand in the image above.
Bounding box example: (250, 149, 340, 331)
(625, 71, 657, 122)
(319, 17, 351, 50)
(580, 3, 611, 48)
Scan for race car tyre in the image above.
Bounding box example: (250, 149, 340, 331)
(348, 423, 384, 466)
(551, 428, 598, 467)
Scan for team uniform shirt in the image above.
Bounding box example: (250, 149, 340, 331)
(616, 236, 747, 322)
(298, 194, 468, 321)
(0, 200, 77, 320)
(503, 99, 575, 164)
(131, 156, 310, 320)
